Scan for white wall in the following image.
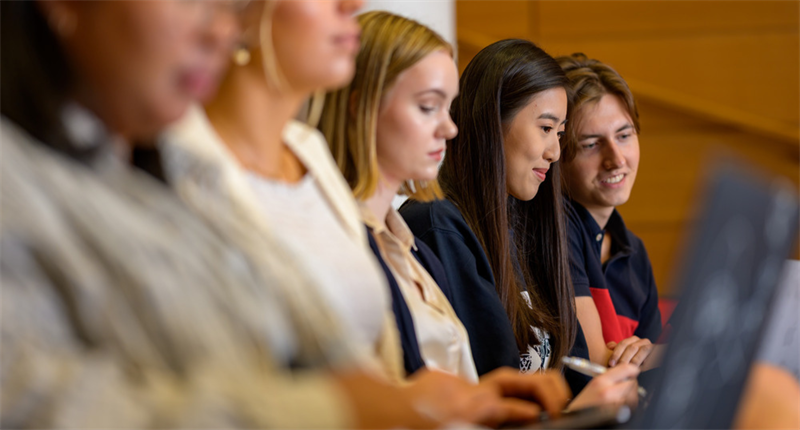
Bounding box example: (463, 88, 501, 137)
(362, 0, 456, 47)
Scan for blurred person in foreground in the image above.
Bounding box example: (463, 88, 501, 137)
(0, 1, 567, 428)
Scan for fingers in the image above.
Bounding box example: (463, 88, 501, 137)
(490, 398, 543, 428)
(480, 368, 570, 418)
(601, 363, 641, 382)
(607, 341, 618, 349)
(608, 336, 653, 367)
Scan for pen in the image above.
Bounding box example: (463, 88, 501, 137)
(562, 356, 648, 398)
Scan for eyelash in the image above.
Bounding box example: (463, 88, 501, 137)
(420, 105, 436, 114)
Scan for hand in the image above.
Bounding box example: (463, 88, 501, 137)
(479, 367, 571, 419)
(406, 368, 544, 428)
(566, 363, 640, 412)
(606, 336, 654, 367)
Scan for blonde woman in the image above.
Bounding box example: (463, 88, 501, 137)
(320, 11, 642, 412)
(160, 1, 573, 427)
(320, 10, 473, 382)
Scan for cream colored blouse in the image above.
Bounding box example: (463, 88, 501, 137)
(363, 206, 479, 383)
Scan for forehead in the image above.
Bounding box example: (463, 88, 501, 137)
(389, 50, 458, 95)
(516, 87, 568, 118)
(575, 94, 633, 132)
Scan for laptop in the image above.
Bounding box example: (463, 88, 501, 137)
(522, 162, 799, 429)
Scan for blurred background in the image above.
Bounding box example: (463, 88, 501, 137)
(367, 0, 800, 301)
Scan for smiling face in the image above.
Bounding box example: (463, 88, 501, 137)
(503, 87, 567, 201)
(375, 50, 459, 186)
(562, 93, 640, 216)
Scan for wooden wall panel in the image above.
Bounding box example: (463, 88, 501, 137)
(455, 2, 800, 294)
(457, 0, 800, 142)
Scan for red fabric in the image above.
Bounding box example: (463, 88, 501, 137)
(589, 288, 640, 343)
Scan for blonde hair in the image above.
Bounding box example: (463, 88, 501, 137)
(556, 53, 640, 163)
(318, 11, 452, 201)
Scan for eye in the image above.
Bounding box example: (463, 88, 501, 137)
(541, 126, 553, 134)
(420, 105, 436, 114)
(582, 142, 597, 150)
(618, 133, 631, 141)
(557, 131, 566, 140)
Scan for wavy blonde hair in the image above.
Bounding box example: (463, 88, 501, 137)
(318, 11, 452, 201)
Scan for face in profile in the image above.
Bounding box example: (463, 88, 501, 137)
(50, 1, 239, 138)
(375, 50, 459, 186)
(503, 87, 567, 201)
(271, 0, 363, 93)
(562, 93, 640, 213)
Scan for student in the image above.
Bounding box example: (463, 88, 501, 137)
(556, 54, 661, 368)
(400, 39, 603, 394)
(159, 1, 580, 426)
(319, 11, 476, 382)
(321, 14, 641, 411)
(0, 1, 553, 427)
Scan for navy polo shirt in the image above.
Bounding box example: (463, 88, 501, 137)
(565, 199, 662, 344)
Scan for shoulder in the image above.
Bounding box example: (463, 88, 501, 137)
(399, 198, 471, 238)
(283, 120, 329, 155)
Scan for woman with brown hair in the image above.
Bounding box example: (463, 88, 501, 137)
(402, 39, 577, 375)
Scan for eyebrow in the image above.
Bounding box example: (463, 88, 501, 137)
(414, 89, 449, 98)
(538, 113, 568, 125)
(578, 123, 634, 140)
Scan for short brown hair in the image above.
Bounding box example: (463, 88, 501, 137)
(556, 53, 640, 163)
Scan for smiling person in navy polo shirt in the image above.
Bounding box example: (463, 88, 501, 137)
(556, 54, 662, 370)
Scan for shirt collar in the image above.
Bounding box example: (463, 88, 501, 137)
(361, 204, 418, 252)
(570, 199, 632, 255)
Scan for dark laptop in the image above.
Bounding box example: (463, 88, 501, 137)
(522, 162, 799, 429)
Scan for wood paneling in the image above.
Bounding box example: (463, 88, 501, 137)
(457, 0, 800, 143)
(456, 1, 800, 294)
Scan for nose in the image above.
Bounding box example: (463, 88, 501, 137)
(198, 1, 240, 62)
(602, 141, 626, 170)
(339, 0, 365, 15)
(437, 114, 458, 140)
(542, 132, 561, 163)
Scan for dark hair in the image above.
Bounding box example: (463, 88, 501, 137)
(437, 39, 576, 365)
(1, 1, 97, 161)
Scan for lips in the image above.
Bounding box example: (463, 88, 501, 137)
(179, 69, 216, 100)
(533, 168, 549, 182)
(429, 148, 445, 161)
(333, 32, 361, 52)
(600, 173, 625, 184)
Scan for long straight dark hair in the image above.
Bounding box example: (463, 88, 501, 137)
(0, 1, 95, 161)
(438, 39, 576, 366)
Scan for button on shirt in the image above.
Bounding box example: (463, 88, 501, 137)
(566, 199, 662, 344)
(363, 206, 479, 383)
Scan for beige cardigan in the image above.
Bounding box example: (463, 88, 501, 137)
(161, 106, 405, 383)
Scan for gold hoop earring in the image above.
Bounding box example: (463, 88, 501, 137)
(233, 45, 251, 66)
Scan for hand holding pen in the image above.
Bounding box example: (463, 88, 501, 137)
(563, 356, 648, 398)
(561, 356, 644, 412)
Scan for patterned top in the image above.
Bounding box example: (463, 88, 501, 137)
(0, 110, 359, 428)
(519, 291, 552, 373)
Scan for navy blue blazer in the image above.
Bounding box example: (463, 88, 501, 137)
(366, 226, 456, 376)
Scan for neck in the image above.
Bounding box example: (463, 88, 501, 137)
(585, 204, 615, 229)
(204, 64, 306, 179)
(364, 172, 403, 229)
